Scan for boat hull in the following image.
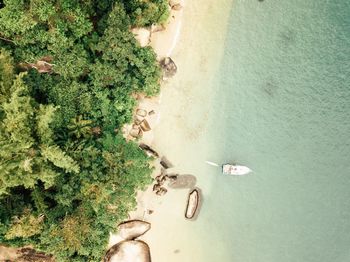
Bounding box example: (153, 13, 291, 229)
(185, 188, 202, 220)
(222, 164, 251, 175)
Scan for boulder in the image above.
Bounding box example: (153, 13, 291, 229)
(105, 240, 151, 262)
(136, 109, 147, 117)
(156, 187, 167, 196)
(129, 128, 142, 138)
(159, 57, 177, 78)
(166, 174, 178, 182)
(155, 174, 166, 185)
(168, 174, 197, 189)
(160, 156, 173, 169)
(117, 220, 151, 241)
(140, 119, 151, 132)
(152, 183, 161, 192)
(134, 115, 144, 124)
(139, 143, 159, 158)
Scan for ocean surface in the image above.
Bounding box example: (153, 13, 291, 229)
(152, 0, 350, 261)
(203, 0, 350, 261)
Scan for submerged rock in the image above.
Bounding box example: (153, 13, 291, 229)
(159, 57, 177, 78)
(167, 174, 178, 182)
(117, 220, 151, 241)
(105, 240, 151, 262)
(168, 174, 197, 189)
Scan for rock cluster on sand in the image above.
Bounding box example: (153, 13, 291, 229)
(128, 108, 153, 139)
(105, 221, 152, 262)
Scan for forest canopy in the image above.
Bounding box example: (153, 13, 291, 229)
(0, 0, 169, 261)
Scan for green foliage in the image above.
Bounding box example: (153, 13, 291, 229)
(122, 0, 170, 27)
(0, 1, 167, 260)
(5, 209, 44, 240)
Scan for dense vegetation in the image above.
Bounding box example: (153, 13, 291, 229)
(0, 0, 169, 261)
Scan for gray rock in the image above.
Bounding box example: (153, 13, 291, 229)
(105, 240, 151, 262)
(159, 57, 177, 78)
(139, 143, 159, 158)
(156, 187, 167, 196)
(155, 174, 166, 185)
(160, 156, 173, 169)
(168, 175, 197, 189)
(117, 220, 151, 241)
(130, 128, 142, 138)
(140, 119, 151, 132)
(153, 183, 161, 192)
(166, 174, 179, 182)
(136, 109, 147, 117)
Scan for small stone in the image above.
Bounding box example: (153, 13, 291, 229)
(171, 3, 182, 10)
(148, 110, 155, 116)
(167, 174, 178, 182)
(156, 187, 167, 196)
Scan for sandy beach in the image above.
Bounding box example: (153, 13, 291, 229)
(109, 0, 233, 260)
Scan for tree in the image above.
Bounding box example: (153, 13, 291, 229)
(0, 0, 169, 260)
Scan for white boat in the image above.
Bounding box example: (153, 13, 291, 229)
(222, 164, 251, 175)
(185, 188, 201, 220)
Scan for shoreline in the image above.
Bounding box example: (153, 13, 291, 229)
(108, 0, 234, 259)
(108, 0, 187, 251)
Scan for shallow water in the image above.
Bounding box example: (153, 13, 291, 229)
(152, 0, 350, 261)
(204, 0, 350, 261)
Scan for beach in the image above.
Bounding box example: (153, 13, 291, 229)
(109, 0, 234, 261)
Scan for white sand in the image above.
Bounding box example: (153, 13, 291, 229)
(109, 0, 234, 260)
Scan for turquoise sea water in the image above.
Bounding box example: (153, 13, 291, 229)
(196, 0, 350, 261)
